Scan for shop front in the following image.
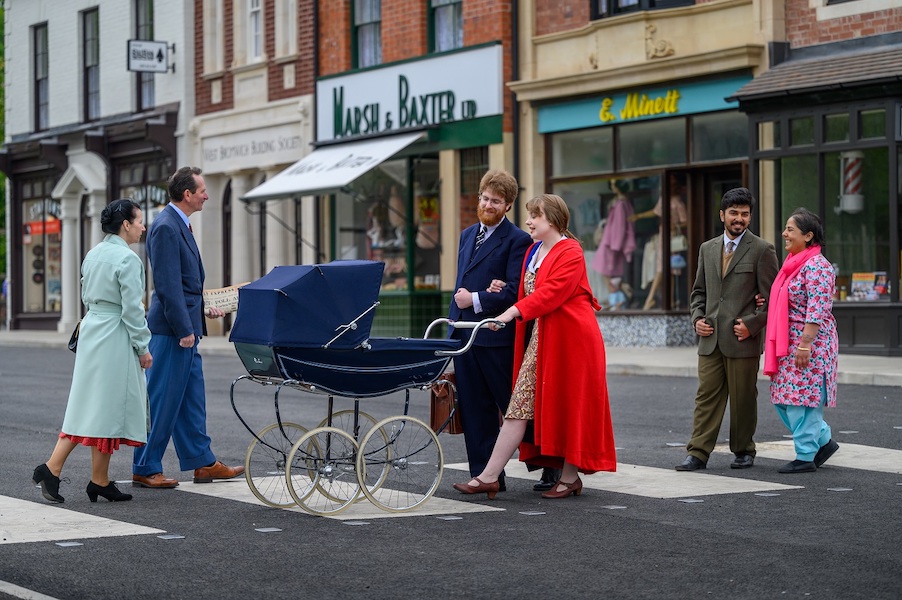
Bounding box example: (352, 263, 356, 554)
(244, 44, 504, 337)
(534, 75, 752, 346)
(732, 42, 902, 356)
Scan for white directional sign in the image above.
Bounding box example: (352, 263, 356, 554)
(127, 39, 169, 73)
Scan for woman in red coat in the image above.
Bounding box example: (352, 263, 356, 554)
(453, 194, 617, 499)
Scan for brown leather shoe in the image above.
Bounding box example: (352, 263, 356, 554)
(193, 461, 245, 483)
(132, 473, 179, 488)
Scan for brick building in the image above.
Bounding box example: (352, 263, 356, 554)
(510, 0, 902, 354)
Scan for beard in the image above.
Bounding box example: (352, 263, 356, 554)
(478, 205, 505, 228)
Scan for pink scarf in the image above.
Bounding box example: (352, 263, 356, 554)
(763, 245, 821, 376)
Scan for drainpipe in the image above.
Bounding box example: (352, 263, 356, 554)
(511, 0, 522, 226)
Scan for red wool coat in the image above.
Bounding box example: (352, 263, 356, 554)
(514, 239, 617, 474)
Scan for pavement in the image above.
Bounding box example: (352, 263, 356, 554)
(2, 327, 900, 387)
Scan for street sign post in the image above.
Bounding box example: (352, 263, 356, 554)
(127, 39, 170, 73)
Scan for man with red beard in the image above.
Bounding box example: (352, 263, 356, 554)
(675, 187, 778, 472)
(448, 170, 538, 490)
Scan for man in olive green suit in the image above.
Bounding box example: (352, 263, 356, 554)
(676, 187, 779, 471)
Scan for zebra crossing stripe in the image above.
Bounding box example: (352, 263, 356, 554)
(0, 579, 61, 600)
(0, 495, 165, 546)
(717, 440, 902, 474)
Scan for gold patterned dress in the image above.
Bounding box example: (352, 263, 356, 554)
(505, 270, 538, 419)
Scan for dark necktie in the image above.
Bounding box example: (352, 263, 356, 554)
(189, 223, 194, 233)
(474, 225, 486, 253)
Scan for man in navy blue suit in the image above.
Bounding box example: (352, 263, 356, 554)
(132, 166, 245, 488)
(450, 169, 558, 491)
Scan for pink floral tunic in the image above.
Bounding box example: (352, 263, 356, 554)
(769, 254, 838, 408)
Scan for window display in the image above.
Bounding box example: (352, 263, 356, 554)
(20, 176, 61, 314)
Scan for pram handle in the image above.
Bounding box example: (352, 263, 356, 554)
(425, 318, 505, 357)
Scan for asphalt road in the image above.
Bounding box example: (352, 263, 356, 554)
(1, 345, 900, 600)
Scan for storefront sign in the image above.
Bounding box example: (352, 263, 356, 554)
(127, 40, 169, 73)
(316, 44, 503, 142)
(538, 75, 752, 134)
(201, 124, 304, 174)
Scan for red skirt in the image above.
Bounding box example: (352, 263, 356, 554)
(59, 432, 145, 455)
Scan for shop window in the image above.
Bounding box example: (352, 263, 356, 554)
(34, 23, 49, 131)
(859, 108, 886, 140)
(135, 0, 155, 111)
(354, 0, 382, 68)
(83, 9, 100, 122)
(789, 117, 814, 147)
(757, 120, 780, 151)
(203, 0, 225, 74)
(551, 129, 613, 177)
(20, 179, 62, 314)
(459, 146, 488, 231)
(765, 148, 891, 303)
(618, 118, 686, 170)
(823, 113, 849, 144)
(691, 111, 748, 162)
(431, 0, 462, 53)
(554, 173, 687, 311)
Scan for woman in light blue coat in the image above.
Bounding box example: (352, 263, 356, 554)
(32, 199, 153, 503)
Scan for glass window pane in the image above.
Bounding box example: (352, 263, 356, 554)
(859, 108, 885, 140)
(757, 120, 780, 150)
(692, 111, 748, 162)
(825, 147, 890, 301)
(551, 128, 613, 177)
(413, 158, 441, 289)
(789, 117, 814, 146)
(823, 113, 849, 143)
(433, 2, 462, 52)
(618, 119, 686, 170)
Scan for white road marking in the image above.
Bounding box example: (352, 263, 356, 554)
(0, 579, 61, 600)
(0, 495, 165, 545)
(714, 441, 902, 474)
(176, 480, 504, 520)
(445, 461, 803, 498)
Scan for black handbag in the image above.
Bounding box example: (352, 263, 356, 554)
(67, 321, 80, 353)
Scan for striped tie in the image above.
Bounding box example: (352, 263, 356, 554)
(474, 225, 486, 252)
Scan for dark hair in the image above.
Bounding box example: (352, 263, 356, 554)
(789, 207, 826, 248)
(100, 199, 141, 234)
(168, 166, 203, 203)
(720, 187, 756, 212)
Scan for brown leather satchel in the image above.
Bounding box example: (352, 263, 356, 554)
(430, 373, 464, 435)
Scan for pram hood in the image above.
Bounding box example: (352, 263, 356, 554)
(229, 261, 384, 349)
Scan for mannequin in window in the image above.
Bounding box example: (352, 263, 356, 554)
(591, 179, 636, 305)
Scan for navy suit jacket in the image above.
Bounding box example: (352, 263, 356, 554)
(449, 217, 532, 347)
(146, 204, 206, 337)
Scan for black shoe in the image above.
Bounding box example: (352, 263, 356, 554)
(33, 464, 64, 503)
(86, 481, 133, 502)
(533, 468, 562, 491)
(814, 439, 839, 467)
(497, 473, 507, 493)
(778, 460, 817, 473)
(730, 454, 755, 469)
(675, 456, 706, 471)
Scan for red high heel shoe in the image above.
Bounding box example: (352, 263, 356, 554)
(452, 477, 500, 500)
(541, 476, 582, 499)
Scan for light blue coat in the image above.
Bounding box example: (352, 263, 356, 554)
(61, 235, 151, 442)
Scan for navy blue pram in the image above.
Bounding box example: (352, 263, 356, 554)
(227, 260, 499, 516)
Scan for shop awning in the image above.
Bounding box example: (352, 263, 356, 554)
(729, 45, 902, 103)
(242, 132, 423, 202)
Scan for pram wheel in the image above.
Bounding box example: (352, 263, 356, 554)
(245, 421, 309, 507)
(286, 427, 361, 516)
(318, 410, 389, 501)
(356, 416, 443, 512)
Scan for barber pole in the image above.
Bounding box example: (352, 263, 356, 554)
(839, 151, 864, 214)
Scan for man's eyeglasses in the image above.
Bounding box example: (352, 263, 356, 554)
(479, 195, 506, 207)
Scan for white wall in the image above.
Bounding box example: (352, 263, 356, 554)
(4, 0, 192, 140)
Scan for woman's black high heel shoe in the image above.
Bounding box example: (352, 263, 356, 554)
(33, 464, 64, 503)
(86, 481, 133, 502)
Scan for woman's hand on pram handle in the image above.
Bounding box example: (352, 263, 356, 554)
(487, 319, 506, 331)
